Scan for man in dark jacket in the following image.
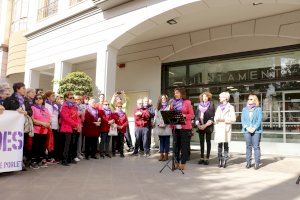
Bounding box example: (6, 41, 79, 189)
(3, 82, 32, 116)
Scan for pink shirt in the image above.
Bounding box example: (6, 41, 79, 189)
(31, 106, 51, 134)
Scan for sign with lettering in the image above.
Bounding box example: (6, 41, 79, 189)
(207, 64, 300, 84)
(0, 111, 25, 173)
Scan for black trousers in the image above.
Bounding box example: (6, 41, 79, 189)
(174, 129, 190, 164)
(32, 134, 47, 163)
(70, 132, 79, 160)
(125, 126, 133, 148)
(85, 136, 98, 157)
(62, 132, 79, 162)
(198, 131, 212, 159)
(218, 142, 229, 160)
(112, 132, 124, 154)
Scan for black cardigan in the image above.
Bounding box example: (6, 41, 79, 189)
(195, 103, 215, 134)
(3, 93, 32, 116)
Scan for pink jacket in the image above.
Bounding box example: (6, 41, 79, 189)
(171, 100, 195, 130)
(60, 102, 80, 133)
(31, 106, 51, 135)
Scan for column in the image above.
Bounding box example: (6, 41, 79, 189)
(24, 68, 40, 89)
(95, 45, 118, 99)
(53, 61, 73, 93)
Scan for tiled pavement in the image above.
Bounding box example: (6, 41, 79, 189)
(0, 152, 300, 200)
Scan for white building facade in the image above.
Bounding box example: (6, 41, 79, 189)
(8, 0, 300, 155)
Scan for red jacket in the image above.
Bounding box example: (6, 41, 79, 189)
(134, 108, 150, 128)
(171, 99, 195, 130)
(99, 109, 118, 133)
(82, 109, 100, 137)
(115, 113, 128, 134)
(60, 102, 80, 133)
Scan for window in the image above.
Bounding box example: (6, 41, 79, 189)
(69, 0, 85, 6)
(162, 47, 300, 144)
(11, 0, 29, 32)
(37, 0, 58, 20)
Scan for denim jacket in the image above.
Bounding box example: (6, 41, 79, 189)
(241, 106, 263, 134)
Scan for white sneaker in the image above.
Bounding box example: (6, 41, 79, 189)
(74, 157, 80, 162)
(78, 154, 84, 159)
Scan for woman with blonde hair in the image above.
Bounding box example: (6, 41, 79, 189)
(241, 94, 263, 170)
(214, 92, 236, 168)
(195, 92, 215, 165)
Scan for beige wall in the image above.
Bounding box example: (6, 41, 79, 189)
(7, 31, 27, 75)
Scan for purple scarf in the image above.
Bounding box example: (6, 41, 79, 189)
(116, 109, 125, 117)
(33, 104, 45, 111)
(28, 98, 34, 106)
(198, 101, 211, 113)
(65, 101, 75, 108)
(247, 103, 256, 110)
(219, 103, 229, 112)
(173, 99, 183, 111)
(103, 107, 112, 116)
(15, 93, 24, 107)
(87, 105, 98, 120)
(45, 99, 59, 111)
(160, 102, 168, 111)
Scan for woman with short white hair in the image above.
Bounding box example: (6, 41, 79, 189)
(214, 92, 236, 168)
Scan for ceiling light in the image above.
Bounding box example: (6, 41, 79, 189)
(227, 86, 234, 89)
(169, 71, 175, 75)
(167, 19, 177, 25)
(230, 88, 238, 91)
(253, 2, 263, 6)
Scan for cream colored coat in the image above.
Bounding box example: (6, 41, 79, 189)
(214, 104, 236, 143)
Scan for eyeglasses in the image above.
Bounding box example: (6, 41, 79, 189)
(117, 106, 122, 108)
(248, 99, 253, 100)
(103, 104, 109, 106)
(69, 97, 74, 99)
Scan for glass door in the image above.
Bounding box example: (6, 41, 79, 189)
(283, 91, 300, 143)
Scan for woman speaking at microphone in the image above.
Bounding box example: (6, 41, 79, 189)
(171, 88, 194, 170)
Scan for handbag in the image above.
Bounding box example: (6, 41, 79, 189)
(24, 115, 34, 137)
(108, 124, 118, 136)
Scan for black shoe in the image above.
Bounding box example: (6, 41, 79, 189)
(218, 159, 223, 168)
(131, 152, 138, 156)
(223, 160, 227, 168)
(85, 156, 90, 160)
(120, 154, 125, 158)
(105, 154, 111, 158)
(112, 153, 116, 157)
(246, 163, 251, 169)
(71, 160, 77, 164)
(204, 160, 209, 165)
(254, 163, 260, 170)
(91, 155, 99, 159)
(61, 161, 70, 166)
(198, 159, 204, 165)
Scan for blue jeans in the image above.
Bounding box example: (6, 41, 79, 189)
(244, 132, 261, 164)
(134, 127, 149, 154)
(159, 136, 170, 153)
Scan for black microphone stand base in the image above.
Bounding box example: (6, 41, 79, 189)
(159, 152, 184, 174)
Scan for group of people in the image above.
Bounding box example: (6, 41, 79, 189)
(0, 82, 133, 169)
(0, 81, 263, 172)
(150, 89, 263, 170)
